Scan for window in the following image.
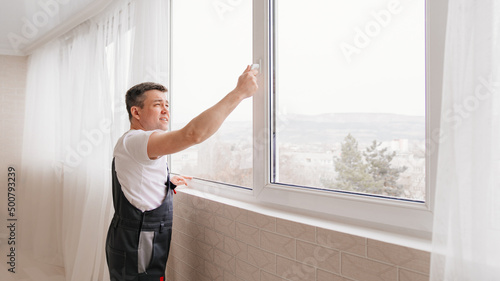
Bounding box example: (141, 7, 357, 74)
(172, 0, 447, 235)
(272, 0, 426, 201)
(170, 0, 253, 188)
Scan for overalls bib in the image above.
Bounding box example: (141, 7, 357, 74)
(106, 158, 175, 281)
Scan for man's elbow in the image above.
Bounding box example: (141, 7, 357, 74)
(184, 128, 204, 145)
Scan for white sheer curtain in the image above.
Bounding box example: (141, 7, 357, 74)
(20, 0, 169, 280)
(431, 0, 500, 280)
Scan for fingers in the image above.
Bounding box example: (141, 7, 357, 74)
(234, 65, 259, 98)
(172, 175, 192, 180)
(243, 65, 260, 76)
(247, 65, 259, 76)
(243, 65, 251, 73)
(171, 175, 193, 187)
(174, 178, 187, 186)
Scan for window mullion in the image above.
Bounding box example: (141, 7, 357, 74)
(253, 0, 272, 198)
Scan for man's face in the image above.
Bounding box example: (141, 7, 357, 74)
(135, 90, 170, 131)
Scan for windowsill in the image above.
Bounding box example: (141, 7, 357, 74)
(176, 179, 432, 253)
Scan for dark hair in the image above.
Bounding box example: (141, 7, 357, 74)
(125, 82, 167, 120)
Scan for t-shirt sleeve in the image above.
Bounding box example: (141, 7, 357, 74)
(121, 130, 157, 164)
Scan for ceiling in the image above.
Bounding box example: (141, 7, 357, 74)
(0, 0, 112, 56)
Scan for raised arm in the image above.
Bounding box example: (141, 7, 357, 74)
(147, 65, 258, 158)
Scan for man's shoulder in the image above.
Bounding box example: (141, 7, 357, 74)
(119, 129, 153, 142)
(114, 129, 163, 162)
(125, 129, 163, 137)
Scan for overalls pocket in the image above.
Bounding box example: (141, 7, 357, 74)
(106, 244, 126, 280)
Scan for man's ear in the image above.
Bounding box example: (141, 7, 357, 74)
(131, 106, 141, 120)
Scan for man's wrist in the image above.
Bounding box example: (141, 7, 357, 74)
(230, 88, 249, 101)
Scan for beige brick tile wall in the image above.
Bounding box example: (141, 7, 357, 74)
(167, 191, 430, 281)
(0, 55, 28, 238)
(0, 55, 27, 163)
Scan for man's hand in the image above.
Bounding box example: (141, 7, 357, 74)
(234, 65, 259, 99)
(171, 175, 192, 186)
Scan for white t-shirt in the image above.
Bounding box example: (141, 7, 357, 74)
(113, 129, 168, 212)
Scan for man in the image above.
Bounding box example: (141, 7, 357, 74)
(106, 65, 258, 280)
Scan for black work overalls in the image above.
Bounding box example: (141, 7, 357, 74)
(106, 159, 175, 281)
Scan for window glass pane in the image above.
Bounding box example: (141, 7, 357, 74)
(171, 0, 252, 188)
(273, 0, 426, 200)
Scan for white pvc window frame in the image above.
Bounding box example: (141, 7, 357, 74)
(172, 0, 448, 237)
(251, 0, 447, 236)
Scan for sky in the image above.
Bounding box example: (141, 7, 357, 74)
(170, 0, 425, 126)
